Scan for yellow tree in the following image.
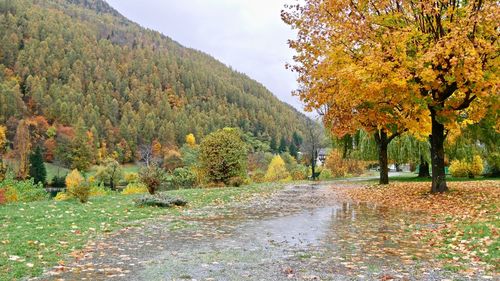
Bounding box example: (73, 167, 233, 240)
(265, 155, 290, 182)
(14, 120, 31, 179)
(185, 133, 196, 147)
(283, 0, 498, 192)
(151, 139, 162, 159)
(0, 125, 7, 180)
(283, 0, 429, 184)
(0, 125, 6, 155)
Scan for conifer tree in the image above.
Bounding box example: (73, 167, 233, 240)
(29, 146, 47, 185)
(278, 137, 288, 154)
(270, 138, 277, 153)
(289, 143, 298, 159)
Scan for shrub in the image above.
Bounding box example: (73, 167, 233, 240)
(171, 167, 197, 189)
(89, 184, 111, 197)
(250, 169, 266, 183)
(180, 144, 199, 168)
(449, 160, 469, 177)
(134, 194, 187, 208)
(88, 175, 97, 185)
(324, 149, 366, 178)
(163, 149, 183, 171)
(54, 192, 72, 201)
(13, 181, 47, 202)
(193, 167, 208, 186)
(485, 152, 500, 177)
(0, 162, 6, 182)
(450, 155, 484, 178)
(227, 176, 244, 187)
(290, 164, 309, 180)
(346, 159, 366, 176)
(139, 164, 167, 195)
(122, 182, 148, 195)
(4, 186, 18, 203)
(124, 172, 139, 183)
(94, 158, 123, 190)
(204, 181, 226, 188)
(324, 150, 348, 177)
(50, 175, 66, 188)
(0, 176, 47, 203)
(68, 181, 90, 203)
(65, 169, 84, 191)
(264, 155, 291, 182)
(0, 188, 5, 204)
(469, 155, 484, 178)
(281, 152, 298, 171)
(319, 169, 333, 180)
(199, 128, 247, 185)
(248, 152, 273, 172)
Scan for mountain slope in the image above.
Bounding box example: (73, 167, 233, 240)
(0, 0, 309, 151)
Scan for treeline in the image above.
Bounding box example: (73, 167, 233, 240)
(0, 0, 310, 166)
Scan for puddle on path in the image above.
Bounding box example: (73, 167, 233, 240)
(235, 207, 334, 247)
(40, 183, 478, 281)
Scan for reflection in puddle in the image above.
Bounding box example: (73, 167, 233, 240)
(237, 207, 334, 246)
(233, 202, 393, 249)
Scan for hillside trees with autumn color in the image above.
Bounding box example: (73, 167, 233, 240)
(0, 0, 310, 172)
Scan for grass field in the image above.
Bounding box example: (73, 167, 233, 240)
(389, 174, 497, 182)
(44, 162, 70, 180)
(45, 163, 141, 182)
(0, 183, 282, 280)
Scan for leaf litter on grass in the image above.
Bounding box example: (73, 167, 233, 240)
(336, 180, 500, 276)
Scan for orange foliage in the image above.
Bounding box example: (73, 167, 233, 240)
(324, 150, 366, 177)
(284, 0, 498, 138)
(28, 116, 49, 131)
(340, 181, 500, 217)
(57, 125, 75, 139)
(0, 188, 5, 205)
(43, 138, 56, 162)
(163, 147, 182, 171)
(151, 139, 162, 158)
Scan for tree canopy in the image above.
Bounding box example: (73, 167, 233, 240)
(284, 0, 499, 191)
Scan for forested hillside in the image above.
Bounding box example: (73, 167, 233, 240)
(0, 0, 309, 161)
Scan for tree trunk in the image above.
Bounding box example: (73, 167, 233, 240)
(311, 149, 317, 180)
(430, 108, 448, 193)
(375, 131, 389, 185)
(418, 155, 430, 178)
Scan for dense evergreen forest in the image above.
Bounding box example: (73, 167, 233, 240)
(0, 0, 310, 164)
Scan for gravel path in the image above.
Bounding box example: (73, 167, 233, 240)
(39, 181, 486, 281)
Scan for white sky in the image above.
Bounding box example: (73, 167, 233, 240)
(105, 0, 308, 114)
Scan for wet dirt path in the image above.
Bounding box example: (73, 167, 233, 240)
(40, 182, 480, 281)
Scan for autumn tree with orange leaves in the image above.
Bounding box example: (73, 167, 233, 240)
(283, 0, 498, 192)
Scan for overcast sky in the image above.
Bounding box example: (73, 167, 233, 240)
(105, 0, 308, 114)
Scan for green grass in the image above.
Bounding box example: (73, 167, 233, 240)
(388, 175, 498, 182)
(44, 163, 70, 180)
(86, 163, 141, 176)
(0, 183, 282, 280)
(440, 219, 500, 269)
(356, 172, 499, 183)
